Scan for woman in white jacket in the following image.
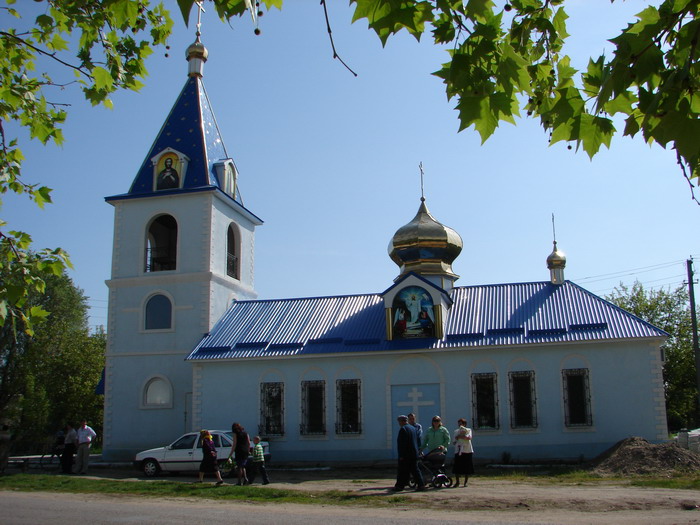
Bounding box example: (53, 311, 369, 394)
(452, 418, 474, 487)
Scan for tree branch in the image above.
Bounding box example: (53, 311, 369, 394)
(0, 32, 92, 79)
(677, 150, 700, 205)
(320, 0, 357, 77)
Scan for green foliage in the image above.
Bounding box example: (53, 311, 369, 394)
(0, 264, 105, 454)
(348, 0, 700, 190)
(606, 281, 698, 431)
(0, 0, 174, 333)
(188, 1, 700, 196)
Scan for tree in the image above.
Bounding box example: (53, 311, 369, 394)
(0, 0, 173, 332)
(181, 0, 699, 198)
(606, 281, 698, 432)
(2, 1, 699, 339)
(0, 261, 104, 453)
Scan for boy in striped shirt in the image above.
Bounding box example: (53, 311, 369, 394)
(248, 436, 270, 485)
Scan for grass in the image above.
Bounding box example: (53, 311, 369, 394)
(0, 474, 411, 507)
(1, 468, 699, 510)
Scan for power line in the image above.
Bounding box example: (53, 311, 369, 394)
(572, 258, 689, 284)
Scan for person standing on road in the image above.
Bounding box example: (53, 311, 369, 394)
(392, 415, 425, 492)
(407, 413, 422, 450)
(197, 430, 224, 485)
(247, 436, 269, 485)
(61, 423, 77, 474)
(74, 420, 96, 475)
(452, 418, 474, 487)
(228, 422, 250, 486)
(421, 415, 450, 457)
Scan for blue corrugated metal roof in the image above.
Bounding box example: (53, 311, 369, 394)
(186, 281, 667, 361)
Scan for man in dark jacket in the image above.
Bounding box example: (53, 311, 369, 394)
(393, 415, 425, 491)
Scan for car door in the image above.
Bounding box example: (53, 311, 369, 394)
(196, 433, 231, 467)
(216, 433, 233, 463)
(161, 433, 197, 471)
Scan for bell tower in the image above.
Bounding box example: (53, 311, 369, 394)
(102, 36, 262, 460)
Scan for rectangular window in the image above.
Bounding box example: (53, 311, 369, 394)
(563, 368, 592, 427)
(471, 373, 499, 429)
(301, 380, 326, 435)
(336, 379, 362, 434)
(259, 382, 284, 436)
(509, 371, 537, 428)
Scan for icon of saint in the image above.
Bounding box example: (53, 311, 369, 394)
(156, 158, 179, 190)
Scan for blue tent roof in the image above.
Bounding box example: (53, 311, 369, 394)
(186, 281, 667, 361)
(104, 73, 262, 224)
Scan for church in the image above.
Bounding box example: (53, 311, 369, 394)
(102, 36, 668, 463)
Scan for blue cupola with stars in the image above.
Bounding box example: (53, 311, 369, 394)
(114, 34, 242, 203)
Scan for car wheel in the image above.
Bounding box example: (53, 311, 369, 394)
(142, 459, 160, 477)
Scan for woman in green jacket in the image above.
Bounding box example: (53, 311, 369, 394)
(421, 415, 450, 455)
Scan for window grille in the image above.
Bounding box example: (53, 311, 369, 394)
(508, 371, 537, 428)
(335, 379, 362, 434)
(562, 368, 592, 427)
(300, 380, 326, 435)
(471, 372, 499, 429)
(259, 382, 284, 436)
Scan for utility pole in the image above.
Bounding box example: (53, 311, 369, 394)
(687, 258, 700, 407)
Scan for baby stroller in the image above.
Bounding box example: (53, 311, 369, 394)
(410, 449, 452, 488)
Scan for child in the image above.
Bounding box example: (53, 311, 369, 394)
(247, 436, 270, 485)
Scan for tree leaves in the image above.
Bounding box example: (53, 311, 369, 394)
(0, 266, 105, 447)
(607, 281, 697, 431)
(0, 1, 175, 333)
(345, 0, 700, 198)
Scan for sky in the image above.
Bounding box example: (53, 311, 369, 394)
(3, 1, 699, 332)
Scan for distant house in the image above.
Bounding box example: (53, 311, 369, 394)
(102, 38, 667, 463)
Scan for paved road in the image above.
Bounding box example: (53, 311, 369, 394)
(2, 490, 700, 525)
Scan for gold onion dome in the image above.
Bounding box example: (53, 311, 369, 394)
(186, 36, 208, 78)
(388, 198, 463, 279)
(186, 38, 209, 61)
(546, 241, 566, 269)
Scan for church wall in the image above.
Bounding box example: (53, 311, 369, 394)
(110, 194, 212, 278)
(103, 278, 206, 459)
(209, 193, 257, 298)
(104, 353, 193, 459)
(104, 192, 259, 460)
(192, 338, 665, 464)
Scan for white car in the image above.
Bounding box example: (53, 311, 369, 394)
(134, 430, 233, 477)
(134, 431, 271, 477)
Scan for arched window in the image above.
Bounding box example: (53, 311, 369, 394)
(142, 376, 173, 408)
(226, 223, 239, 279)
(145, 215, 177, 272)
(145, 294, 172, 330)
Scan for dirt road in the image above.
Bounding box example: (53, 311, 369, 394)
(70, 466, 700, 523)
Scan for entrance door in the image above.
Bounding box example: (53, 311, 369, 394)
(390, 383, 440, 454)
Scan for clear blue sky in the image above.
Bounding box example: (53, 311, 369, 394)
(3, 1, 699, 331)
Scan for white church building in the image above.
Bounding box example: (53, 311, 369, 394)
(102, 37, 668, 463)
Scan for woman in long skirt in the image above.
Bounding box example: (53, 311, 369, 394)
(198, 430, 224, 485)
(452, 418, 474, 487)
